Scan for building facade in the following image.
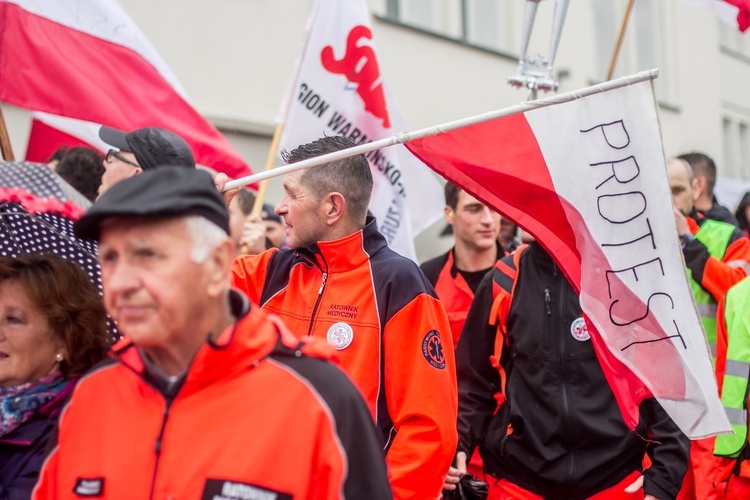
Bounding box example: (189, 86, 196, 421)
(3, 0, 749, 260)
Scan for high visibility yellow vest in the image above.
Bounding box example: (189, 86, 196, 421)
(714, 277, 750, 457)
(688, 219, 736, 355)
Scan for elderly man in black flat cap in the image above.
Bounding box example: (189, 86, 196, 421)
(34, 167, 391, 499)
(97, 125, 195, 197)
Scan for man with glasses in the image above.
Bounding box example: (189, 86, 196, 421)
(98, 126, 195, 197)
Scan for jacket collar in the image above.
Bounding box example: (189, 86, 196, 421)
(112, 290, 278, 400)
(299, 216, 387, 272)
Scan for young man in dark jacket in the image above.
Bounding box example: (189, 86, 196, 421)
(445, 241, 689, 500)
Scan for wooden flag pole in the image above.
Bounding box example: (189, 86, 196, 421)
(0, 103, 16, 161)
(249, 123, 285, 217)
(606, 0, 636, 81)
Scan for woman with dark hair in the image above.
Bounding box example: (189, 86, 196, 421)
(0, 254, 109, 498)
(736, 191, 750, 238)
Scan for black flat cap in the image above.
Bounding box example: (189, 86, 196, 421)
(74, 167, 229, 241)
(99, 126, 195, 171)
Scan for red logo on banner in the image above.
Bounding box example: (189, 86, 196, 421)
(321, 25, 391, 128)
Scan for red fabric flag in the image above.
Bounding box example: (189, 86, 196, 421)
(25, 114, 96, 163)
(725, 0, 750, 31)
(406, 79, 730, 439)
(686, 0, 750, 32)
(0, 0, 250, 177)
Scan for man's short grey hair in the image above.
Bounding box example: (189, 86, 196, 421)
(185, 215, 228, 263)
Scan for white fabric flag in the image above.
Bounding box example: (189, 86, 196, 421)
(278, 0, 443, 260)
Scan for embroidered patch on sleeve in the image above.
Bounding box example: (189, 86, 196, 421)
(422, 330, 446, 369)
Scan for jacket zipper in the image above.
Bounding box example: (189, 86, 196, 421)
(307, 255, 329, 337)
(555, 263, 575, 496)
(543, 287, 552, 349)
(149, 398, 173, 500)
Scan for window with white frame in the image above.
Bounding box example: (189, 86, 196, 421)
(591, 0, 675, 103)
(739, 122, 749, 179)
(385, 0, 518, 54)
(720, 21, 750, 59)
(723, 116, 736, 176)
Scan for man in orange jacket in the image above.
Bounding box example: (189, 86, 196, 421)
(34, 167, 392, 499)
(232, 136, 458, 499)
(420, 182, 503, 347)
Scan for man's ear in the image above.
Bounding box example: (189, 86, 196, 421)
(692, 175, 705, 201)
(324, 192, 347, 226)
(131, 167, 143, 177)
(206, 238, 235, 298)
(444, 205, 455, 225)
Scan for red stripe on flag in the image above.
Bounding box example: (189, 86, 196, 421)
(24, 118, 98, 163)
(407, 113, 582, 283)
(0, 3, 250, 178)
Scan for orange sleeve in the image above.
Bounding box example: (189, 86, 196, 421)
(702, 237, 750, 301)
(31, 447, 58, 499)
(230, 249, 278, 304)
(382, 294, 458, 499)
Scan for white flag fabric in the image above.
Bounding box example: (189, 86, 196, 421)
(278, 0, 443, 260)
(407, 79, 732, 438)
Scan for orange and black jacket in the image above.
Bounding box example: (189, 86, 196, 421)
(232, 217, 458, 500)
(684, 211, 750, 301)
(420, 244, 504, 347)
(456, 242, 689, 500)
(34, 291, 392, 500)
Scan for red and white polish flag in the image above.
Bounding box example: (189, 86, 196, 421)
(407, 79, 731, 439)
(0, 0, 250, 177)
(278, 0, 443, 260)
(685, 0, 750, 32)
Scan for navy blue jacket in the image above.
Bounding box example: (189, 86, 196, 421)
(0, 383, 72, 499)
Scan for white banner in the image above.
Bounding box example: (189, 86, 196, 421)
(278, 0, 443, 260)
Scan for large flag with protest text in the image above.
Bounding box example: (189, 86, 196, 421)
(278, 0, 443, 260)
(406, 79, 731, 439)
(0, 0, 250, 177)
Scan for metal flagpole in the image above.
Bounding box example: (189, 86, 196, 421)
(224, 69, 658, 191)
(507, 0, 570, 101)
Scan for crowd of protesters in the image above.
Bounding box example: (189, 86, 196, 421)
(3, 125, 750, 500)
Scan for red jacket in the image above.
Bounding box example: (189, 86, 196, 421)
(232, 218, 458, 500)
(34, 291, 391, 499)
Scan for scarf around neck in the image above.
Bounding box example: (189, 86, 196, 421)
(0, 372, 68, 437)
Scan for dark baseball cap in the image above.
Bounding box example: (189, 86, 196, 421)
(99, 126, 195, 171)
(261, 203, 282, 224)
(74, 167, 229, 241)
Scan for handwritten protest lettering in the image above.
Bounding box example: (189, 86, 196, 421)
(581, 120, 686, 350)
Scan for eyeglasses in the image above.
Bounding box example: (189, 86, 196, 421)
(106, 149, 140, 169)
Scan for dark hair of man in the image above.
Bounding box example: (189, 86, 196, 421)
(678, 152, 716, 195)
(55, 147, 106, 202)
(444, 182, 461, 210)
(235, 187, 257, 216)
(282, 136, 373, 225)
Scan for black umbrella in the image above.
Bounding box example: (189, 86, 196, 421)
(0, 160, 118, 341)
